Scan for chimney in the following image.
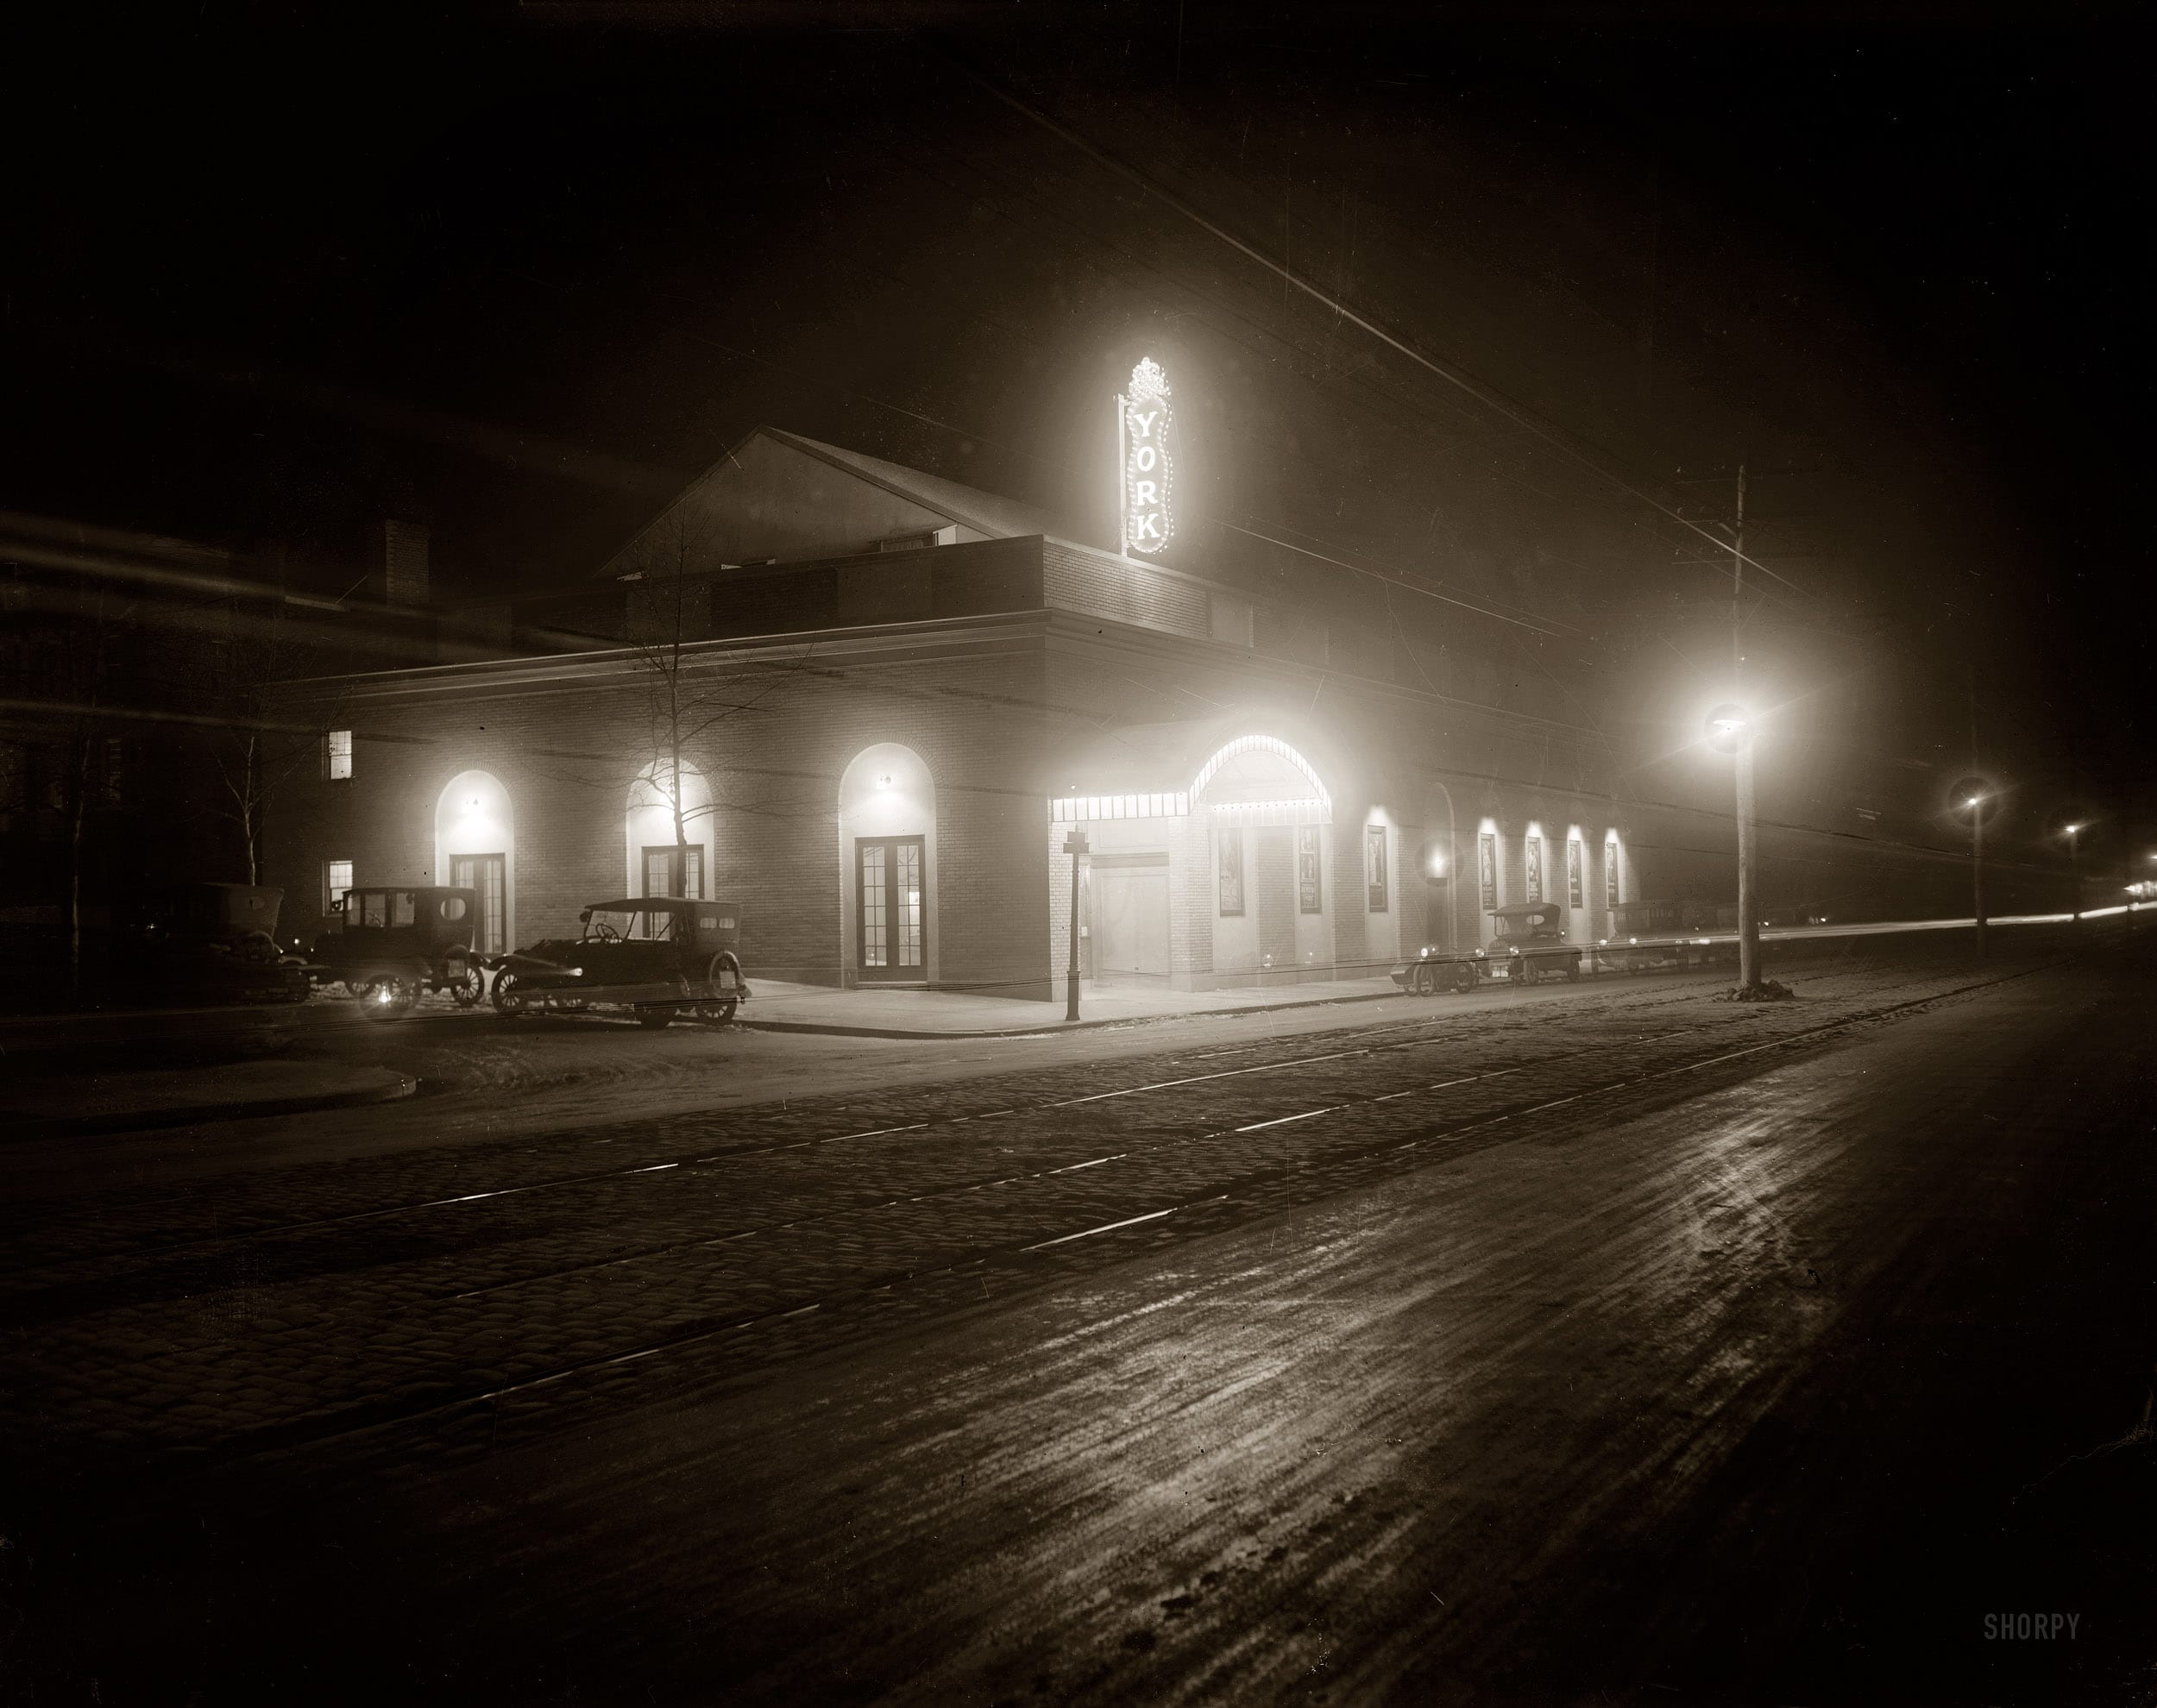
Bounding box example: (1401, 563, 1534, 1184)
(378, 518, 430, 606)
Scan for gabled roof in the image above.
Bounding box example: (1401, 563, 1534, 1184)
(754, 428, 1067, 543)
(597, 425, 1071, 579)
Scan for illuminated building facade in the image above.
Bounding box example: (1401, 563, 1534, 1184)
(264, 426, 1639, 996)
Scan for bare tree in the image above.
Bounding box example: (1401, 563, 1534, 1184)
(616, 508, 811, 898)
(57, 588, 116, 990)
(207, 599, 339, 885)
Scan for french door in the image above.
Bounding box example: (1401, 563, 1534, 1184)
(449, 853, 506, 955)
(856, 835, 926, 982)
(642, 844, 704, 899)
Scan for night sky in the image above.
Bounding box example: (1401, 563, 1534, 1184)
(4, 3, 2145, 863)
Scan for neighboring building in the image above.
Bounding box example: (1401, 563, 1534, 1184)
(262, 429, 1640, 996)
(0, 510, 496, 973)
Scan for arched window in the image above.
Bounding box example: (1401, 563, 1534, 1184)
(838, 744, 937, 985)
(434, 770, 513, 954)
(626, 760, 716, 904)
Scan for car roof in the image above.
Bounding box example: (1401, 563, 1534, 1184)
(1493, 901, 1559, 918)
(590, 896, 704, 913)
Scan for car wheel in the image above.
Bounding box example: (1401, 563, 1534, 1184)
(492, 971, 526, 1015)
(1450, 963, 1476, 994)
(695, 1000, 739, 1025)
(449, 959, 486, 1008)
(634, 1005, 676, 1030)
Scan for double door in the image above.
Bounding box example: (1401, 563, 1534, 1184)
(857, 835, 926, 982)
(448, 853, 506, 955)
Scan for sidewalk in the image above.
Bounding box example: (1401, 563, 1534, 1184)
(739, 974, 1409, 1039)
(2, 1058, 416, 1140)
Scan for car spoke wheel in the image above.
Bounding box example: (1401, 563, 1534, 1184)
(449, 961, 486, 1008)
(492, 970, 526, 1015)
(695, 999, 739, 1025)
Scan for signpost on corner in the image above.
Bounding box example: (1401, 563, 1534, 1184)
(1063, 828, 1090, 1022)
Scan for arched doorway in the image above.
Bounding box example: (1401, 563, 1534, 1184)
(838, 744, 937, 985)
(434, 769, 513, 954)
(1191, 735, 1332, 983)
(626, 761, 715, 902)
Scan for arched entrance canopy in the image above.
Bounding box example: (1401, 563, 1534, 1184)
(1191, 734, 1332, 827)
(1048, 726, 1333, 826)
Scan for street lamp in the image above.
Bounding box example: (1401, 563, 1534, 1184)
(1704, 703, 1760, 990)
(1949, 777, 1994, 960)
(2062, 822, 2085, 924)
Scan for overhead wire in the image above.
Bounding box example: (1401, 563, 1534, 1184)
(934, 46, 1821, 609)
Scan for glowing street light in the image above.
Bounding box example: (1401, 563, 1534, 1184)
(2061, 821, 2086, 923)
(1703, 703, 1761, 989)
(1949, 777, 1995, 960)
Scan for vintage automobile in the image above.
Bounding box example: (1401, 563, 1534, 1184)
(128, 882, 311, 1004)
(489, 896, 749, 1028)
(1490, 900, 1582, 984)
(307, 885, 486, 1021)
(1391, 942, 1481, 995)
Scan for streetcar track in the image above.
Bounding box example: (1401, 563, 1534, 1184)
(9, 1020, 1715, 1319)
(29, 962, 2053, 1484)
(167, 958, 2054, 1474)
(431, 1058, 1564, 1302)
(0, 963, 2042, 1342)
(0, 995, 1733, 1282)
(440, 976, 2005, 1308)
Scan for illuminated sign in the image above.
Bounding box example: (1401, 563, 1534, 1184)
(1120, 357, 1175, 555)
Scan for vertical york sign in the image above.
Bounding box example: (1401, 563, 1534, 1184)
(1120, 357, 1175, 556)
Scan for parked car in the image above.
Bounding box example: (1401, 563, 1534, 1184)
(308, 886, 485, 1021)
(490, 896, 750, 1028)
(127, 882, 311, 1005)
(1490, 901, 1582, 984)
(1390, 942, 1480, 995)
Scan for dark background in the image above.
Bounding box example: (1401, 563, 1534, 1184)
(3, 3, 2144, 865)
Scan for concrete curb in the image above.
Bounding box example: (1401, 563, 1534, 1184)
(1, 1072, 418, 1142)
(737, 986, 1407, 1041)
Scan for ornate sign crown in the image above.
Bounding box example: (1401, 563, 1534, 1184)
(1128, 356, 1169, 401)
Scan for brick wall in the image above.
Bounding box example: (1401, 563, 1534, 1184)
(266, 631, 1055, 997)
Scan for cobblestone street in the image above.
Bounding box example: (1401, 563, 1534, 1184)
(7, 937, 2154, 1705)
(0, 947, 2092, 1473)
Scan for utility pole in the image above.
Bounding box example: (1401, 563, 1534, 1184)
(1967, 675, 1987, 962)
(1731, 463, 1759, 989)
(1063, 828, 1088, 1022)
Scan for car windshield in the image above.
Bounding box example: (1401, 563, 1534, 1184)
(352, 891, 419, 929)
(588, 906, 680, 942)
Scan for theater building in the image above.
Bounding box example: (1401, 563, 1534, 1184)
(265, 424, 1635, 999)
